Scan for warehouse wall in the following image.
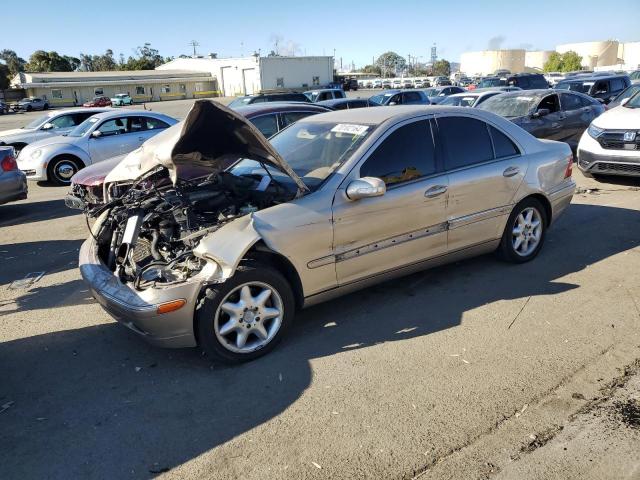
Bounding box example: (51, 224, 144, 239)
(26, 80, 217, 107)
(258, 56, 333, 90)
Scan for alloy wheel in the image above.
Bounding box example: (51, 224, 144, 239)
(214, 282, 284, 353)
(512, 207, 543, 257)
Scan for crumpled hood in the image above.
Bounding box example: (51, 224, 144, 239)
(106, 99, 308, 193)
(593, 105, 640, 130)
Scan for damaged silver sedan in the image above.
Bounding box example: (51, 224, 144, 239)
(80, 100, 575, 363)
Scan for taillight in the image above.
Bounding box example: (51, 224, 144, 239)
(1, 154, 17, 172)
(564, 153, 573, 178)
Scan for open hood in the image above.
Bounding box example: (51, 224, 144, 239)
(105, 100, 308, 194)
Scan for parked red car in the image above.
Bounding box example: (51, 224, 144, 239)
(83, 96, 112, 107)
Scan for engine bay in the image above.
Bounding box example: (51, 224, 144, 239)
(92, 167, 295, 290)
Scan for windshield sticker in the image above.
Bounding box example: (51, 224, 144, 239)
(331, 124, 369, 136)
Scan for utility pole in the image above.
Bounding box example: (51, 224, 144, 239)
(188, 40, 200, 58)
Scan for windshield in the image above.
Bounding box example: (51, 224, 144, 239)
(22, 114, 50, 129)
(630, 71, 640, 80)
(555, 81, 593, 93)
(611, 85, 640, 107)
(423, 88, 440, 97)
(304, 92, 319, 102)
(478, 78, 506, 88)
(68, 117, 99, 137)
(369, 93, 393, 105)
(477, 95, 538, 118)
(231, 121, 373, 190)
(440, 95, 478, 107)
(625, 90, 640, 108)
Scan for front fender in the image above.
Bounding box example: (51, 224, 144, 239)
(192, 214, 261, 281)
(43, 143, 90, 167)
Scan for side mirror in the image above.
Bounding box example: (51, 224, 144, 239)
(620, 98, 630, 107)
(346, 177, 386, 201)
(91, 130, 102, 138)
(41, 122, 54, 130)
(388, 101, 397, 106)
(532, 108, 550, 118)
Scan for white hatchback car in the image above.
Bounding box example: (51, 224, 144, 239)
(577, 94, 640, 177)
(17, 110, 177, 185)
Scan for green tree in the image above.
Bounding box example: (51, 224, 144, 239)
(543, 51, 583, 72)
(0, 50, 26, 76)
(0, 64, 10, 90)
(375, 52, 406, 77)
(122, 43, 165, 70)
(432, 59, 451, 76)
(359, 64, 382, 75)
(25, 50, 77, 72)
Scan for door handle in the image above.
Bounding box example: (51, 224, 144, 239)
(424, 185, 448, 198)
(503, 166, 520, 177)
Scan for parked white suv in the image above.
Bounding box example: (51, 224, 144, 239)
(577, 95, 640, 177)
(17, 110, 177, 185)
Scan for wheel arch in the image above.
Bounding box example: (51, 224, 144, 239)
(48, 152, 86, 170)
(522, 193, 552, 226)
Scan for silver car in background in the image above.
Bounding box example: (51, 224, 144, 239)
(80, 102, 575, 364)
(0, 146, 27, 205)
(0, 108, 110, 155)
(17, 110, 177, 185)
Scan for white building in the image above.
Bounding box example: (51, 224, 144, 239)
(11, 70, 216, 107)
(524, 50, 554, 71)
(556, 41, 619, 69)
(157, 56, 335, 96)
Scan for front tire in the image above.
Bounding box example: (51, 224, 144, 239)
(497, 197, 547, 263)
(196, 263, 295, 364)
(47, 156, 81, 185)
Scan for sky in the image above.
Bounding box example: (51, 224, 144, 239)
(4, 0, 639, 68)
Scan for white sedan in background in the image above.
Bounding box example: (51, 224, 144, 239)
(17, 110, 177, 185)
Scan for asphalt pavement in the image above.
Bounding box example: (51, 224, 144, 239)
(0, 103, 639, 479)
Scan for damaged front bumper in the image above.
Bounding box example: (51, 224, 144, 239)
(79, 238, 202, 348)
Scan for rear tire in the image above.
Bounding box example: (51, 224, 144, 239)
(47, 156, 81, 186)
(497, 197, 547, 263)
(43, 103, 49, 110)
(196, 262, 295, 364)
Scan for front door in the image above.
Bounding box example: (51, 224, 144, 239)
(559, 92, 593, 144)
(88, 117, 142, 164)
(332, 119, 448, 285)
(435, 114, 527, 252)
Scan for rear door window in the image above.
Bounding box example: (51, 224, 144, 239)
(360, 120, 436, 186)
(438, 116, 494, 170)
(560, 93, 583, 111)
(281, 111, 315, 127)
(144, 117, 171, 130)
(610, 78, 625, 93)
(402, 91, 423, 104)
(250, 114, 279, 138)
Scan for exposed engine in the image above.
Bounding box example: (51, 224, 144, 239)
(92, 167, 294, 290)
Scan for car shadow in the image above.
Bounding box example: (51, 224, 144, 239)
(0, 279, 94, 316)
(590, 175, 640, 188)
(0, 198, 80, 228)
(1, 203, 639, 478)
(0, 239, 84, 287)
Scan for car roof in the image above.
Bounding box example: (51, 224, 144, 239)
(48, 107, 110, 117)
(302, 105, 495, 126)
(316, 98, 367, 106)
(304, 89, 342, 93)
(558, 74, 629, 82)
(87, 110, 173, 121)
(233, 102, 330, 116)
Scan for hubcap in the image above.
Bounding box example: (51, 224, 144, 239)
(214, 282, 284, 354)
(55, 162, 76, 182)
(512, 207, 542, 257)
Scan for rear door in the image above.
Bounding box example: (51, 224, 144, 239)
(559, 92, 592, 143)
(332, 118, 448, 284)
(436, 114, 527, 251)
